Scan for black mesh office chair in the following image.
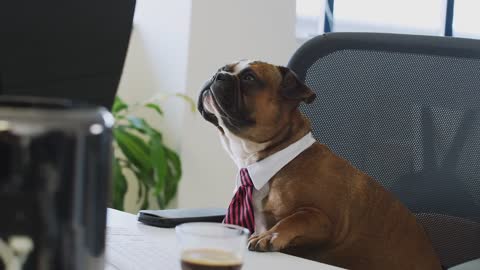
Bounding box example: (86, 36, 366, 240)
(288, 33, 480, 269)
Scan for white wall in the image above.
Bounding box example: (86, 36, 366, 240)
(116, 0, 192, 212)
(178, 0, 298, 208)
(117, 0, 298, 212)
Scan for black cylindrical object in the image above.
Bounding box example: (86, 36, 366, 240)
(0, 97, 113, 270)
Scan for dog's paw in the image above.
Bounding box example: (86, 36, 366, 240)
(247, 232, 289, 252)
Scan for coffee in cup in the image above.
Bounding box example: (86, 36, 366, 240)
(181, 249, 242, 270)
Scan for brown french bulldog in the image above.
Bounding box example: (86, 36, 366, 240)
(198, 60, 442, 270)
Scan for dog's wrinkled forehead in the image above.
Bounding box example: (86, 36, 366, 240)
(218, 59, 252, 74)
(220, 60, 282, 84)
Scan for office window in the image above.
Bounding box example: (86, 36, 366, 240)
(296, 0, 480, 41)
(334, 0, 446, 35)
(453, 1, 480, 39)
(296, 0, 326, 40)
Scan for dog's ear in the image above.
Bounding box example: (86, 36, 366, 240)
(277, 66, 316, 104)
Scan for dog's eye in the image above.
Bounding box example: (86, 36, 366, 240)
(242, 73, 256, 81)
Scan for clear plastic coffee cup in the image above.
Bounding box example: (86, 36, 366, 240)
(176, 223, 250, 270)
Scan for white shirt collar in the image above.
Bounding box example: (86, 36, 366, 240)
(236, 132, 316, 190)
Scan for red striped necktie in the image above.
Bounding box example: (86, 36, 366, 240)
(224, 168, 255, 234)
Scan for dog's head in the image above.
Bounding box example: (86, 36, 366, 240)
(198, 60, 316, 142)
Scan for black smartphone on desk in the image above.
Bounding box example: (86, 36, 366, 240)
(137, 208, 226, 228)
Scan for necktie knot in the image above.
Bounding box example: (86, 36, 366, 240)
(240, 168, 254, 187)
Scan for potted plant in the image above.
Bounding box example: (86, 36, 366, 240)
(111, 95, 194, 211)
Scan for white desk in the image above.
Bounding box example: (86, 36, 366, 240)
(105, 208, 343, 270)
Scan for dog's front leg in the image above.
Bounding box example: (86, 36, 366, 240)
(248, 207, 332, 252)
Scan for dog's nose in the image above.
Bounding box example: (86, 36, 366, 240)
(215, 72, 230, 82)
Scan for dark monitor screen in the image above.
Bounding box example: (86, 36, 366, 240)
(0, 0, 136, 110)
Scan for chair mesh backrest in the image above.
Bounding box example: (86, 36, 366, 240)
(288, 33, 480, 268)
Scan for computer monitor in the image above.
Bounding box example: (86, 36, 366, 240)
(0, 0, 136, 110)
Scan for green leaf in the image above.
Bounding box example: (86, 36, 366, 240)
(126, 116, 148, 134)
(133, 169, 154, 187)
(113, 128, 152, 172)
(175, 93, 196, 112)
(145, 103, 164, 116)
(150, 134, 168, 198)
(156, 195, 166, 210)
(126, 116, 164, 141)
(164, 170, 177, 206)
(120, 159, 141, 175)
(113, 96, 128, 115)
(141, 181, 149, 209)
(136, 176, 144, 204)
(165, 146, 182, 181)
(112, 158, 128, 211)
(147, 126, 164, 141)
(131, 169, 153, 208)
(163, 147, 182, 206)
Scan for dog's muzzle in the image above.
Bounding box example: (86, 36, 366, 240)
(198, 72, 255, 132)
